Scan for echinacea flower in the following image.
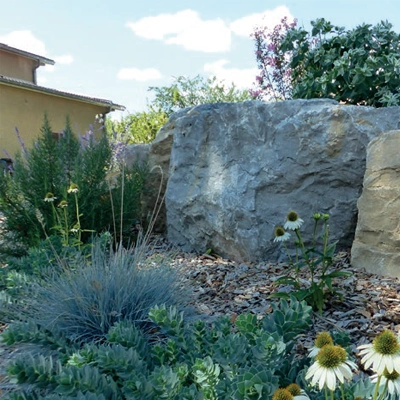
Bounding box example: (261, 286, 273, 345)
(271, 386, 309, 400)
(305, 344, 357, 391)
(358, 330, 400, 374)
(274, 226, 291, 242)
(285, 383, 310, 399)
(67, 183, 79, 193)
(309, 331, 334, 358)
(58, 200, 68, 208)
(371, 368, 400, 397)
(70, 223, 80, 233)
(284, 211, 304, 230)
(44, 192, 57, 202)
(272, 388, 292, 400)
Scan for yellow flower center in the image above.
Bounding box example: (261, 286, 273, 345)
(272, 388, 293, 400)
(373, 331, 400, 355)
(316, 345, 347, 368)
(275, 226, 285, 237)
(383, 368, 400, 380)
(285, 383, 301, 396)
(287, 211, 299, 222)
(315, 332, 333, 348)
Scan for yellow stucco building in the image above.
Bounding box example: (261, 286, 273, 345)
(0, 43, 124, 158)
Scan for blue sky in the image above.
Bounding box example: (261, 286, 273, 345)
(1, 0, 399, 119)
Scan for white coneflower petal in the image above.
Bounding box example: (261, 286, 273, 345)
(285, 384, 310, 400)
(306, 344, 355, 392)
(274, 226, 291, 242)
(358, 331, 400, 374)
(389, 378, 400, 395)
(284, 211, 304, 230)
(371, 369, 400, 396)
(326, 370, 336, 391)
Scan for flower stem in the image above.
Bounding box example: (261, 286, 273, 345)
(63, 207, 69, 246)
(340, 382, 345, 400)
(73, 192, 81, 249)
(377, 379, 388, 400)
(372, 375, 382, 400)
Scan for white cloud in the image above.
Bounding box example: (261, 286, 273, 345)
(37, 76, 47, 85)
(0, 30, 46, 55)
(54, 54, 74, 64)
(230, 5, 294, 37)
(117, 67, 162, 81)
(0, 30, 74, 73)
(126, 9, 231, 53)
(42, 64, 55, 72)
(204, 60, 258, 89)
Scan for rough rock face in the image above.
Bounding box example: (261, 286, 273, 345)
(351, 130, 400, 277)
(165, 99, 400, 262)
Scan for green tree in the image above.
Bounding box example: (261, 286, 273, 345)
(105, 107, 168, 145)
(253, 18, 400, 107)
(149, 75, 253, 115)
(107, 75, 253, 145)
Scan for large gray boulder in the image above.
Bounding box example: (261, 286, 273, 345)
(351, 130, 400, 277)
(165, 99, 400, 262)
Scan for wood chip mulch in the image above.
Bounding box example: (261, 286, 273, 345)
(155, 243, 400, 364)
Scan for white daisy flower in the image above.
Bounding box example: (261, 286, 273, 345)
(371, 369, 400, 397)
(308, 331, 334, 358)
(67, 183, 79, 193)
(272, 387, 309, 400)
(274, 226, 291, 242)
(358, 330, 400, 375)
(305, 345, 357, 391)
(284, 211, 304, 230)
(285, 383, 310, 399)
(44, 192, 57, 202)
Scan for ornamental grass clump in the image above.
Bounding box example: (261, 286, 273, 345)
(272, 210, 351, 313)
(15, 239, 195, 343)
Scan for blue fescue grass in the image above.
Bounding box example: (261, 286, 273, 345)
(20, 239, 195, 343)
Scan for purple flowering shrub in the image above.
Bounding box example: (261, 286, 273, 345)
(250, 17, 297, 101)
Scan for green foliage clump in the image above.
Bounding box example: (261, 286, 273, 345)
(272, 211, 352, 313)
(149, 75, 254, 116)
(253, 17, 400, 107)
(0, 114, 148, 255)
(2, 297, 313, 399)
(105, 106, 168, 145)
(106, 75, 253, 146)
(282, 18, 400, 107)
(10, 241, 194, 344)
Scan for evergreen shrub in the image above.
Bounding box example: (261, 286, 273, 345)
(0, 115, 148, 255)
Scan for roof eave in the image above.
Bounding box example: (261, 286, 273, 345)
(0, 77, 125, 112)
(0, 43, 55, 65)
